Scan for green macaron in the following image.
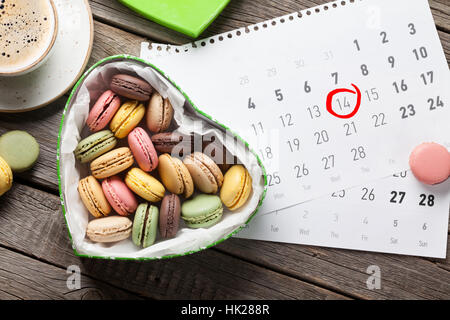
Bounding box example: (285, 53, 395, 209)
(74, 130, 117, 163)
(0, 130, 40, 173)
(181, 194, 223, 229)
(132, 203, 159, 248)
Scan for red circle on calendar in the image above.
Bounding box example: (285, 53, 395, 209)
(326, 84, 361, 119)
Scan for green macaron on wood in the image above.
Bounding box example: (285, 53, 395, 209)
(132, 203, 159, 248)
(181, 194, 223, 229)
(74, 130, 117, 163)
(0, 130, 40, 173)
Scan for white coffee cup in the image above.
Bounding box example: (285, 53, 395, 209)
(0, 0, 58, 77)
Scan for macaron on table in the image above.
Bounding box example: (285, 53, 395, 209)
(58, 55, 266, 259)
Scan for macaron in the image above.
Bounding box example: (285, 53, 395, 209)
(132, 203, 159, 248)
(86, 216, 132, 243)
(86, 90, 121, 132)
(146, 92, 174, 133)
(90, 147, 134, 179)
(110, 100, 146, 139)
(102, 176, 138, 216)
(74, 130, 117, 163)
(128, 127, 158, 172)
(409, 142, 450, 185)
(110, 74, 153, 101)
(158, 153, 194, 198)
(159, 194, 181, 238)
(0, 130, 40, 173)
(0, 155, 13, 197)
(151, 132, 193, 156)
(125, 168, 165, 202)
(183, 152, 224, 194)
(78, 176, 111, 218)
(181, 194, 223, 229)
(220, 165, 252, 211)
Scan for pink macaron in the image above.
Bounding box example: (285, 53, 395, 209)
(87, 90, 121, 132)
(102, 175, 138, 216)
(409, 142, 450, 185)
(128, 127, 159, 172)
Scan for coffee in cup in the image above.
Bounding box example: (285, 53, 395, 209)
(0, 0, 57, 76)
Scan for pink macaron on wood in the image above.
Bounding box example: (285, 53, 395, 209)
(102, 175, 138, 216)
(87, 90, 121, 132)
(409, 142, 450, 185)
(128, 127, 159, 172)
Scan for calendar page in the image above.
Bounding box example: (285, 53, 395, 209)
(141, 0, 450, 257)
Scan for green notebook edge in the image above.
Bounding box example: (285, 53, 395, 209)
(118, 0, 231, 38)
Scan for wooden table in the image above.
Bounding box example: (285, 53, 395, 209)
(0, 0, 449, 300)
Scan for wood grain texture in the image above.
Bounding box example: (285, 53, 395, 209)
(0, 1, 448, 300)
(0, 183, 346, 300)
(0, 247, 142, 300)
(216, 238, 450, 299)
(89, 0, 449, 44)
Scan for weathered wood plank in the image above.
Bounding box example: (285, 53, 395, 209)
(216, 238, 450, 299)
(0, 247, 143, 300)
(0, 183, 346, 300)
(88, 0, 449, 44)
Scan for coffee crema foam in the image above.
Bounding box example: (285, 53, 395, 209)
(0, 0, 55, 73)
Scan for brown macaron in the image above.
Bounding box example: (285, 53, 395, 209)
(110, 74, 153, 101)
(90, 147, 134, 179)
(183, 152, 224, 194)
(159, 194, 181, 238)
(158, 153, 194, 198)
(146, 92, 174, 133)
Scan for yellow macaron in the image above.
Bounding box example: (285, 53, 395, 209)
(0, 155, 13, 196)
(125, 168, 165, 202)
(220, 165, 252, 211)
(110, 100, 146, 139)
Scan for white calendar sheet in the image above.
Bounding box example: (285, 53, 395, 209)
(141, 0, 450, 257)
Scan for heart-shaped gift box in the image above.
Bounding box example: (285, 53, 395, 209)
(58, 55, 267, 259)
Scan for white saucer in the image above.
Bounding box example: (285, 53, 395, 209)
(0, 0, 93, 113)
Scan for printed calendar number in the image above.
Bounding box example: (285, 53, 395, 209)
(388, 56, 395, 68)
(251, 122, 264, 135)
(419, 194, 435, 207)
(331, 72, 338, 85)
(344, 121, 357, 136)
(428, 96, 444, 110)
(360, 64, 369, 76)
(380, 31, 389, 44)
(248, 97, 256, 109)
(275, 89, 284, 101)
(287, 138, 300, 152)
(331, 190, 345, 198)
(314, 130, 330, 144)
(304, 81, 311, 93)
(393, 171, 407, 178)
(372, 113, 387, 127)
(322, 155, 335, 170)
(393, 80, 408, 93)
(353, 39, 360, 51)
(279, 113, 294, 127)
(267, 172, 281, 186)
(413, 47, 428, 60)
(408, 23, 416, 35)
(390, 191, 406, 204)
(399, 104, 416, 119)
(259, 147, 274, 160)
(307, 105, 321, 119)
(365, 88, 379, 102)
(351, 146, 367, 161)
(361, 188, 375, 201)
(420, 71, 433, 85)
(294, 164, 309, 178)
